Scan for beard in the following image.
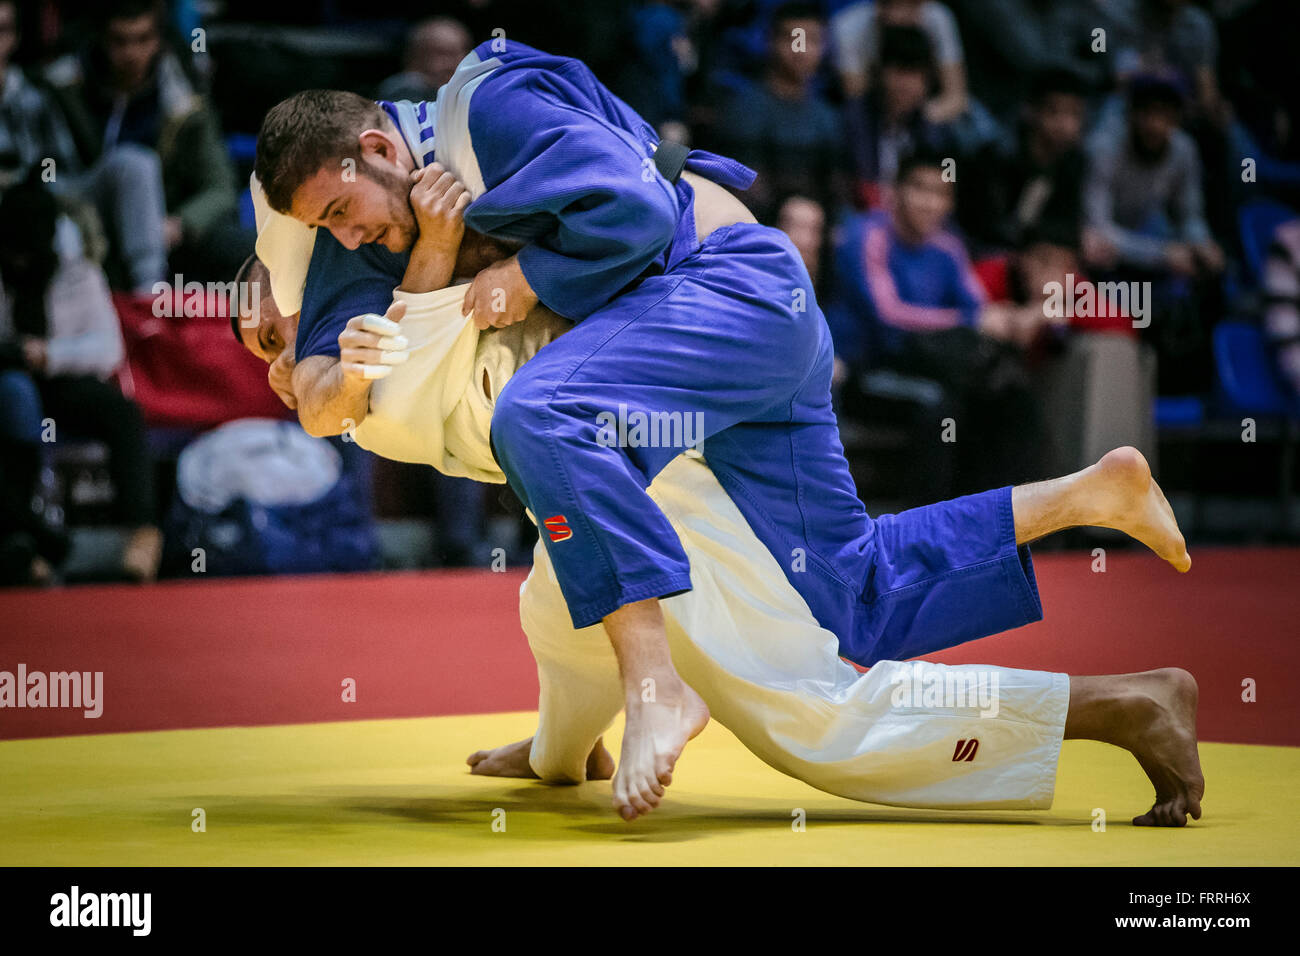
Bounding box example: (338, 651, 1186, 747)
(362, 164, 418, 251)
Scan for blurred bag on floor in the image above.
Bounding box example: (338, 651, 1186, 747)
(164, 418, 378, 576)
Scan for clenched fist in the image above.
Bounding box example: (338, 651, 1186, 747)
(409, 163, 470, 253)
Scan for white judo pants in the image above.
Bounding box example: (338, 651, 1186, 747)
(521, 453, 1071, 810)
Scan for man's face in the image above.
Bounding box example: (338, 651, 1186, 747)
(882, 65, 928, 116)
(0, 3, 18, 73)
(410, 21, 471, 88)
(777, 196, 824, 271)
(105, 13, 161, 90)
(290, 142, 417, 253)
(770, 18, 825, 83)
(238, 277, 300, 408)
(895, 167, 953, 240)
(1034, 92, 1085, 154)
(238, 283, 298, 365)
(1131, 103, 1179, 155)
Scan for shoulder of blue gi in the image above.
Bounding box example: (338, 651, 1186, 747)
(454, 40, 681, 319)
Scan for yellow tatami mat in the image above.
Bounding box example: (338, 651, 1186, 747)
(3, 713, 1294, 866)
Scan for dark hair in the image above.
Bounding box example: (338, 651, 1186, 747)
(101, 0, 162, 28)
(1128, 72, 1186, 112)
(254, 90, 387, 213)
(1031, 67, 1090, 104)
(879, 25, 933, 71)
(896, 147, 948, 184)
(770, 1, 825, 36)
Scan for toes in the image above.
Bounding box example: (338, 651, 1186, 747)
(467, 750, 486, 767)
(655, 756, 675, 787)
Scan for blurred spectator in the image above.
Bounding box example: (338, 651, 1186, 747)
(1124, 0, 1230, 128)
(1084, 73, 1224, 393)
(827, 150, 1046, 499)
(1084, 74, 1222, 279)
(843, 24, 951, 210)
(0, 0, 82, 188)
(376, 17, 472, 103)
(707, 1, 846, 222)
(0, 175, 162, 582)
(830, 0, 967, 121)
(958, 68, 1089, 256)
(776, 193, 827, 293)
(48, 0, 248, 288)
(614, 0, 733, 139)
(952, 0, 1115, 124)
(1263, 217, 1300, 396)
(976, 235, 1159, 476)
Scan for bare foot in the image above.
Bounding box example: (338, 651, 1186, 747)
(1083, 447, 1191, 572)
(467, 737, 538, 778)
(1122, 668, 1205, 827)
(614, 678, 709, 820)
(467, 736, 614, 781)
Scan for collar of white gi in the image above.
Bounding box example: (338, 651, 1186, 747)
(250, 172, 316, 317)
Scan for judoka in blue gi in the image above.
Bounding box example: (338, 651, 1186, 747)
(250, 39, 1202, 826)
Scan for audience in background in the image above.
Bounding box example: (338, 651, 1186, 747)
(1, 0, 1297, 583)
(958, 68, 1088, 257)
(48, 0, 247, 287)
(0, 176, 162, 583)
(831, 0, 966, 121)
(952, 0, 1116, 124)
(828, 151, 1045, 501)
(844, 24, 951, 210)
(776, 193, 827, 294)
(377, 17, 472, 103)
(707, 1, 845, 223)
(1084, 73, 1223, 393)
(0, 0, 81, 188)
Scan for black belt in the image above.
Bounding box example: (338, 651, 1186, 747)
(653, 140, 690, 184)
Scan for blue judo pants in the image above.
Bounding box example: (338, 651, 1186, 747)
(491, 222, 1043, 667)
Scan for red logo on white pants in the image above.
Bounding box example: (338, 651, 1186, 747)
(952, 739, 979, 762)
(544, 515, 572, 542)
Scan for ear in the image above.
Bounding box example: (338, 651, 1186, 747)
(359, 129, 401, 163)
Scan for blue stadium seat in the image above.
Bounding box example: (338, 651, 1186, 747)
(1238, 200, 1297, 287)
(1213, 321, 1298, 417)
(1154, 396, 1206, 429)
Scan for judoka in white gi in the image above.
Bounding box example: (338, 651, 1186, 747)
(235, 199, 1204, 825)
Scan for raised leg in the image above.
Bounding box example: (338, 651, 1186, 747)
(1013, 446, 1191, 571)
